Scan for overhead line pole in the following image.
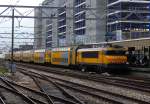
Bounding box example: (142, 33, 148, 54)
(11, 8, 15, 74)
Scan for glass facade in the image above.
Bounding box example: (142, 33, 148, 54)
(107, 0, 150, 41)
(74, 0, 86, 36)
(43, 0, 106, 48)
(46, 20, 53, 48)
(58, 4, 67, 46)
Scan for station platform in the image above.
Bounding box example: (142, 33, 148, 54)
(130, 67, 150, 72)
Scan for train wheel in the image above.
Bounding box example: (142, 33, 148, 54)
(80, 65, 87, 72)
(97, 66, 103, 73)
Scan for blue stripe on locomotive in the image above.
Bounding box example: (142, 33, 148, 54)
(40, 52, 45, 63)
(60, 52, 69, 65)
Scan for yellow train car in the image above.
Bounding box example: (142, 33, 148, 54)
(77, 47, 127, 72)
(34, 49, 45, 63)
(14, 51, 22, 61)
(51, 47, 71, 66)
(22, 50, 33, 62)
(45, 49, 51, 63)
(5, 52, 11, 61)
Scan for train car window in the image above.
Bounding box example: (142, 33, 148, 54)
(53, 58, 68, 63)
(82, 51, 98, 58)
(128, 47, 135, 51)
(105, 51, 125, 55)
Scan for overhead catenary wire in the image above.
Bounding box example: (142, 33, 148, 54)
(0, 0, 21, 24)
(0, 4, 102, 51)
(0, 36, 40, 39)
(0, 4, 127, 51)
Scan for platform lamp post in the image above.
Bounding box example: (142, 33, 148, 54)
(11, 7, 16, 75)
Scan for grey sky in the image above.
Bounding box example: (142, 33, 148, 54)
(0, 0, 44, 6)
(0, 0, 45, 55)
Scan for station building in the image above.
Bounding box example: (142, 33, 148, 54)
(34, 0, 106, 49)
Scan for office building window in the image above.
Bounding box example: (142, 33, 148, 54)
(74, 29, 85, 35)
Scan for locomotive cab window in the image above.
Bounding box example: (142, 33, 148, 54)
(105, 50, 126, 55)
(82, 51, 98, 58)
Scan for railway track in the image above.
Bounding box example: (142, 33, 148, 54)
(18, 67, 150, 104)
(0, 77, 49, 104)
(0, 79, 35, 104)
(31, 76, 85, 104)
(1, 77, 38, 104)
(0, 97, 6, 104)
(16, 63, 150, 92)
(0, 75, 89, 104)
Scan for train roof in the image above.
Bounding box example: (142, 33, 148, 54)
(23, 50, 33, 53)
(77, 46, 125, 52)
(34, 49, 45, 52)
(52, 47, 71, 51)
(77, 48, 105, 52)
(15, 51, 23, 53)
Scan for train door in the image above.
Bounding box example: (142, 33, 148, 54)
(127, 47, 135, 65)
(149, 46, 150, 56)
(70, 47, 78, 65)
(148, 46, 150, 67)
(143, 46, 149, 67)
(70, 48, 72, 65)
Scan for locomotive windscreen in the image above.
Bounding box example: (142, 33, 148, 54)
(105, 50, 126, 55)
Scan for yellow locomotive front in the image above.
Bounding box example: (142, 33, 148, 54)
(103, 48, 127, 70)
(76, 45, 128, 72)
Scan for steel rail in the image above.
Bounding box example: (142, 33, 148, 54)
(17, 64, 150, 92)
(19, 69, 134, 104)
(0, 83, 49, 104)
(56, 81, 150, 104)
(31, 77, 54, 104)
(0, 84, 36, 104)
(29, 97, 48, 104)
(1, 76, 78, 104)
(2, 78, 56, 104)
(20, 70, 121, 104)
(20, 69, 150, 104)
(16, 63, 150, 85)
(44, 76, 85, 104)
(6, 77, 79, 104)
(18, 63, 150, 89)
(0, 77, 36, 104)
(0, 97, 6, 104)
(44, 74, 150, 104)
(30, 75, 80, 104)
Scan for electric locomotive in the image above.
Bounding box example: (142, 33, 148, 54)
(5, 44, 128, 72)
(76, 45, 127, 72)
